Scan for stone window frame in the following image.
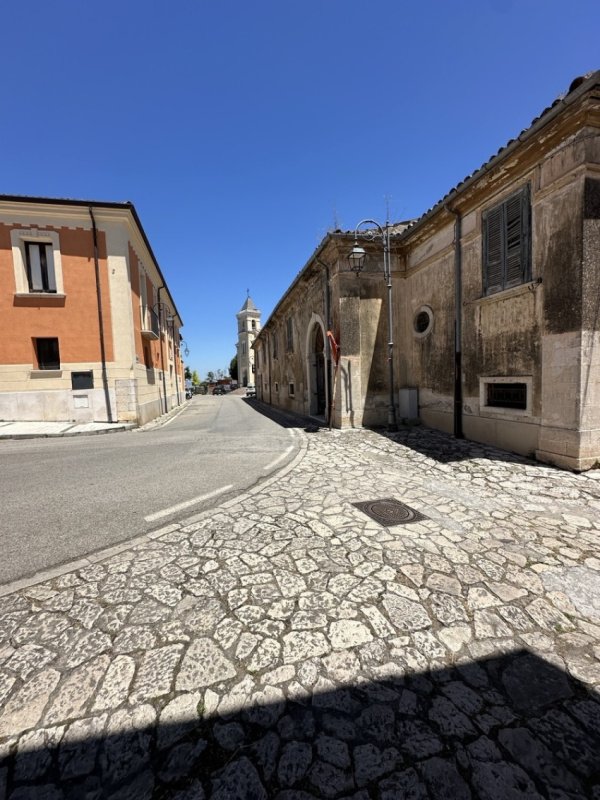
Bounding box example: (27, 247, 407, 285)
(288, 382, 295, 397)
(11, 228, 65, 296)
(479, 376, 533, 419)
(413, 305, 434, 339)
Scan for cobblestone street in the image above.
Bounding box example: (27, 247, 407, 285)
(1, 424, 600, 798)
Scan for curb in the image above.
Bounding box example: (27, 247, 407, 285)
(0, 424, 137, 441)
(0, 426, 310, 598)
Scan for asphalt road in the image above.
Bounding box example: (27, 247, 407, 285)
(0, 395, 298, 585)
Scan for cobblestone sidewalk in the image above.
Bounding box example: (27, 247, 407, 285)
(1, 426, 600, 798)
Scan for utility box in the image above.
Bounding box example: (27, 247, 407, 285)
(399, 388, 419, 420)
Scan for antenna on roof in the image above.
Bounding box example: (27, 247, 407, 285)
(332, 205, 340, 231)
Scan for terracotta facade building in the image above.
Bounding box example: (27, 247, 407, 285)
(0, 196, 184, 426)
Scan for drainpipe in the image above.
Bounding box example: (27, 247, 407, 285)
(88, 207, 114, 422)
(267, 335, 272, 405)
(173, 324, 180, 405)
(445, 205, 463, 439)
(157, 285, 168, 414)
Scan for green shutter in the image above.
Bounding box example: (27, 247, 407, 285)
(483, 184, 531, 295)
(483, 206, 504, 294)
(505, 192, 523, 287)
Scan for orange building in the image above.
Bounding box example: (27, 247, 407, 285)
(0, 195, 184, 426)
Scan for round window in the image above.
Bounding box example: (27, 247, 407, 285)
(413, 306, 433, 337)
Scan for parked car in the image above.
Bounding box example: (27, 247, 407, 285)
(212, 386, 226, 395)
(246, 385, 256, 397)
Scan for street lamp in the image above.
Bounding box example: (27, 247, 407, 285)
(347, 219, 397, 431)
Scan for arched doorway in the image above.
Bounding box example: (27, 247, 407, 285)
(309, 324, 326, 417)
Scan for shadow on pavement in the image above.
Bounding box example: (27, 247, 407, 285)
(242, 399, 561, 470)
(2, 649, 600, 798)
(242, 398, 327, 432)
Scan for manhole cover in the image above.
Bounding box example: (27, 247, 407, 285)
(352, 498, 428, 526)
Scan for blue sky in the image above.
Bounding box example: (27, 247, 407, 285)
(2, 1, 598, 377)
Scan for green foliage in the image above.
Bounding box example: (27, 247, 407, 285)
(191, 370, 200, 385)
(229, 355, 238, 381)
(184, 366, 192, 380)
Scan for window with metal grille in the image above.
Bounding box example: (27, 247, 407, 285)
(35, 338, 60, 370)
(486, 382, 527, 410)
(482, 185, 531, 295)
(25, 242, 57, 293)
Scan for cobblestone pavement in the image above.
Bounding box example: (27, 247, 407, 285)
(1, 425, 600, 798)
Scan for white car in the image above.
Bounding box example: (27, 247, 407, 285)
(246, 385, 256, 397)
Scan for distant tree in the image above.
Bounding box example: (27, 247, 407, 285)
(229, 355, 238, 381)
(206, 371, 215, 384)
(184, 366, 192, 380)
(191, 370, 200, 385)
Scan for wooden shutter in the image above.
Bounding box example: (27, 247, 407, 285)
(505, 191, 524, 287)
(483, 206, 504, 294)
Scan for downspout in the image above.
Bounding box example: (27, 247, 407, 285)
(445, 205, 463, 439)
(267, 335, 272, 405)
(157, 285, 168, 414)
(88, 207, 114, 422)
(173, 324, 180, 405)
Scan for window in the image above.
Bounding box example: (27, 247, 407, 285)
(35, 338, 60, 370)
(486, 382, 527, 410)
(482, 185, 531, 295)
(289, 382, 295, 397)
(480, 376, 532, 417)
(286, 318, 294, 352)
(252, 320, 256, 330)
(275, 382, 279, 393)
(25, 242, 57, 292)
(11, 230, 64, 295)
(413, 306, 433, 338)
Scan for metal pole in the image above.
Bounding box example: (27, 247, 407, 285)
(172, 326, 180, 406)
(383, 226, 397, 431)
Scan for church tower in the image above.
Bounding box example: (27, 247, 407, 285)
(236, 293, 261, 387)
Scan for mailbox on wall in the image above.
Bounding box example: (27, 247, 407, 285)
(71, 371, 94, 390)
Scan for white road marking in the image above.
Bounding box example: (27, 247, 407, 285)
(144, 485, 234, 522)
(263, 445, 294, 473)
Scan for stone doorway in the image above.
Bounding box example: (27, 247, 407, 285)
(309, 324, 326, 417)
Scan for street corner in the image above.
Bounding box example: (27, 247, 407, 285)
(1, 426, 600, 797)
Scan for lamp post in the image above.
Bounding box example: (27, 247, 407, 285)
(347, 219, 397, 431)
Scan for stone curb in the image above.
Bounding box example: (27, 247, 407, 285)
(0, 426, 309, 598)
(0, 424, 137, 441)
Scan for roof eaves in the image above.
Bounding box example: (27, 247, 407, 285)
(399, 70, 600, 240)
(0, 193, 183, 326)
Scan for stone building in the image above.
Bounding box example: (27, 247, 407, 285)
(0, 195, 184, 426)
(236, 294, 261, 387)
(254, 71, 600, 471)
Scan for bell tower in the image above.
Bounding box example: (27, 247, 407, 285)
(236, 292, 261, 387)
